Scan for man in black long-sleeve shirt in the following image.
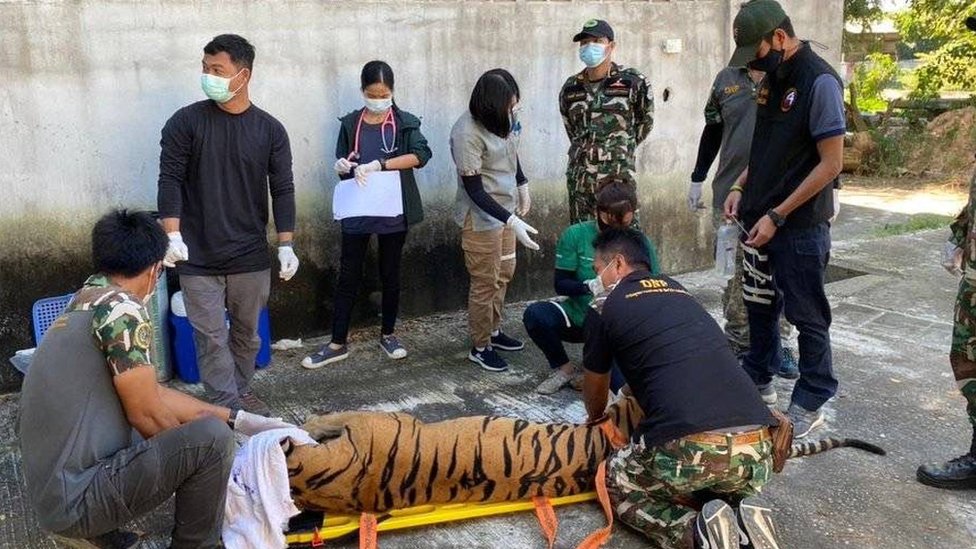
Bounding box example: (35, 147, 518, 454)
(157, 34, 298, 414)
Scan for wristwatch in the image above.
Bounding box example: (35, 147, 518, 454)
(379, 158, 388, 171)
(227, 409, 239, 429)
(766, 209, 786, 227)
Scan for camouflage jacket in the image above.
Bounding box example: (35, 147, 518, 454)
(69, 273, 154, 376)
(559, 63, 654, 169)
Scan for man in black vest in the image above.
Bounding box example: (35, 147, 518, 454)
(723, 0, 846, 438)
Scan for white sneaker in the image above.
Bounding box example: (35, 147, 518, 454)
(536, 369, 573, 394)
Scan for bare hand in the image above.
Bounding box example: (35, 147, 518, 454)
(744, 215, 777, 248)
(723, 190, 742, 220)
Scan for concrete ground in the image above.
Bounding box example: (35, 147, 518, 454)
(2, 198, 975, 548)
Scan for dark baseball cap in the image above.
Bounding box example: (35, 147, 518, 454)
(573, 19, 614, 42)
(966, 16, 976, 32)
(729, 0, 788, 67)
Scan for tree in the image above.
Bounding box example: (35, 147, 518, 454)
(895, 0, 976, 98)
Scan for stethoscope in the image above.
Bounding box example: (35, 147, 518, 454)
(349, 107, 397, 160)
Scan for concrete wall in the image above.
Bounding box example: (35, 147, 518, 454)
(0, 0, 842, 381)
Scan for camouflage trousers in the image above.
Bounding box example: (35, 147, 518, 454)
(951, 279, 976, 426)
(715, 211, 792, 353)
(606, 433, 773, 548)
(566, 159, 635, 224)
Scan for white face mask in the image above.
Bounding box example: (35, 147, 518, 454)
(142, 265, 159, 306)
(364, 94, 393, 114)
(596, 259, 621, 295)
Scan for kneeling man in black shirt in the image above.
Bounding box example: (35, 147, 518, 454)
(583, 228, 780, 548)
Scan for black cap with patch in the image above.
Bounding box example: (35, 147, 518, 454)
(967, 16, 976, 32)
(573, 19, 614, 42)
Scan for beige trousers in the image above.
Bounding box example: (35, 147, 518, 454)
(461, 216, 516, 348)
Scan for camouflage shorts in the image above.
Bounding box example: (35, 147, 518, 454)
(951, 279, 976, 426)
(606, 433, 773, 547)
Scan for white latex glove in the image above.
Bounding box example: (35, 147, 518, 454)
(516, 185, 532, 216)
(506, 215, 540, 251)
(334, 157, 358, 175)
(585, 277, 604, 296)
(687, 180, 705, 212)
(278, 246, 299, 281)
(942, 240, 964, 276)
(163, 232, 189, 267)
(354, 160, 382, 186)
(829, 188, 841, 223)
(233, 411, 296, 436)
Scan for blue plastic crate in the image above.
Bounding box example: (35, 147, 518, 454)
(169, 308, 272, 384)
(31, 293, 75, 345)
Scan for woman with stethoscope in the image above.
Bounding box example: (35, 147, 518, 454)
(302, 60, 431, 369)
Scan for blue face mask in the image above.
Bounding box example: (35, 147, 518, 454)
(200, 69, 244, 103)
(579, 43, 608, 68)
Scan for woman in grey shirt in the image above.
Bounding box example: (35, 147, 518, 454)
(450, 70, 538, 373)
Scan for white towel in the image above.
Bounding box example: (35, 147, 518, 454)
(222, 427, 316, 549)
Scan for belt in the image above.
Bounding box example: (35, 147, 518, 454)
(683, 427, 769, 447)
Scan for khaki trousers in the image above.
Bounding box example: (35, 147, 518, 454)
(461, 216, 516, 348)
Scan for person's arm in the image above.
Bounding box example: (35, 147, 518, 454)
(158, 385, 230, 424)
(633, 75, 655, 145)
(582, 308, 613, 421)
(950, 207, 971, 248)
(386, 119, 432, 171)
(269, 122, 296, 244)
(745, 76, 845, 247)
(558, 83, 579, 142)
(692, 85, 725, 183)
(113, 367, 180, 438)
(462, 174, 511, 223)
(692, 124, 723, 183)
(516, 157, 527, 186)
(158, 110, 191, 233)
(554, 268, 590, 297)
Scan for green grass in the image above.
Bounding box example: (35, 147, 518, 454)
(873, 213, 952, 237)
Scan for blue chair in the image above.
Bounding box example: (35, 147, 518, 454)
(31, 293, 75, 345)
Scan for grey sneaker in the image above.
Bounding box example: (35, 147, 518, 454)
(787, 403, 825, 439)
(240, 391, 271, 417)
(693, 499, 738, 549)
(379, 334, 408, 360)
(536, 369, 573, 395)
(737, 496, 781, 549)
(757, 382, 777, 405)
(302, 344, 349, 369)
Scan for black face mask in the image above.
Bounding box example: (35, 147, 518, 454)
(748, 47, 784, 73)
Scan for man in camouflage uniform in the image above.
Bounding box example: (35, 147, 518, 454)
(18, 210, 292, 547)
(582, 228, 780, 547)
(560, 20, 654, 224)
(918, 17, 976, 486)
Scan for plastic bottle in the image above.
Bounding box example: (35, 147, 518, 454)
(715, 223, 740, 278)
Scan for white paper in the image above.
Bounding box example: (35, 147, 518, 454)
(332, 171, 403, 220)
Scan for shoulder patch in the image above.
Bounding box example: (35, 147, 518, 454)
(134, 322, 153, 350)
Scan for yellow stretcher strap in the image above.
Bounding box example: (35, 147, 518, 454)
(359, 513, 378, 549)
(576, 461, 613, 549)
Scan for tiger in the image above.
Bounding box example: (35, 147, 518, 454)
(283, 397, 884, 514)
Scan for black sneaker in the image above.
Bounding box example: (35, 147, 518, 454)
(490, 332, 524, 351)
(737, 497, 781, 549)
(693, 499, 738, 549)
(51, 530, 141, 549)
(468, 346, 508, 372)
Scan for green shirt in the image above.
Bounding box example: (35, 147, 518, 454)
(554, 221, 661, 327)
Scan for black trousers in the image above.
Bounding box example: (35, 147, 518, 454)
(332, 231, 407, 344)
